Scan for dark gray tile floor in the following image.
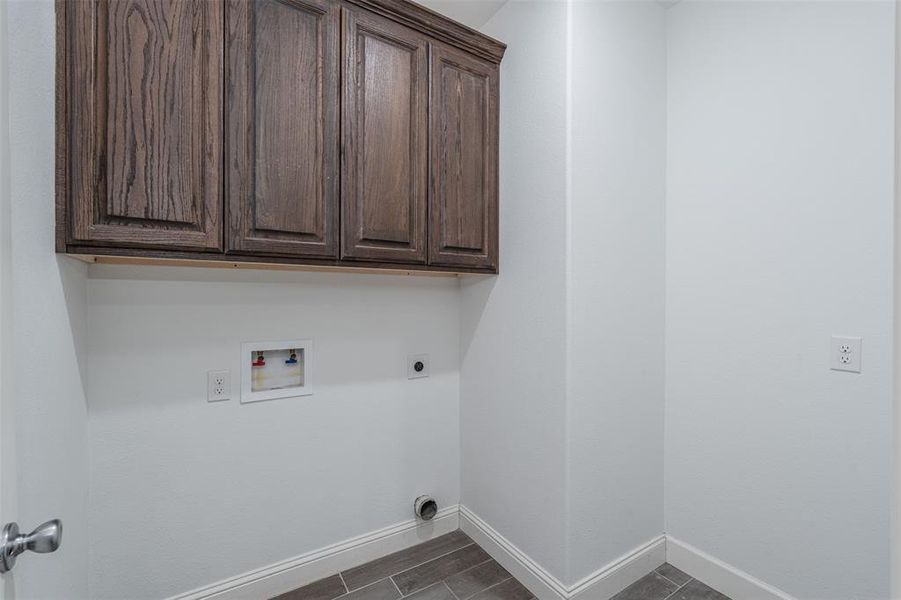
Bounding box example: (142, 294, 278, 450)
(610, 564, 731, 600)
(273, 531, 533, 600)
(272, 532, 730, 600)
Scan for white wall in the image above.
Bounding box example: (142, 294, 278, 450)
(567, 0, 666, 582)
(86, 267, 461, 599)
(665, 2, 895, 598)
(464, 0, 667, 586)
(462, 0, 570, 580)
(416, 0, 506, 29)
(4, 1, 893, 598)
(6, 1, 90, 598)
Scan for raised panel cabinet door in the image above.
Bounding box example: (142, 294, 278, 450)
(226, 0, 339, 257)
(429, 44, 499, 271)
(342, 7, 428, 263)
(67, 0, 223, 250)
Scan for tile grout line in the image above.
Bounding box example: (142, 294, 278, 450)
(395, 545, 493, 598)
(324, 577, 385, 600)
(388, 576, 405, 599)
(394, 579, 452, 600)
(390, 558, 516, 600)
(345, 540, 477, 592)
(445, 557, 495, 586)
(441, 580, 460, 600)
(660, 577, 694, 600)
(390, 542, 477, 581)
(402, 559, 503, 600)
(390, 542, 479, 594)
(456, 569, 515, 600)
(654, 570, 681, 587)
(461, 576, 514, 600)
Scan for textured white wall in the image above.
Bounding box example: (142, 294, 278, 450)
(6, 1, 90, 598)
(461, 0, 570, 580)
(464, 1, 667, 585)
(5, 2, 893, 598)
(86, 267, 462, 599)
(567, 0, 666, 583)
(416, 0, 506, 29)
(665, 2, 895, 598)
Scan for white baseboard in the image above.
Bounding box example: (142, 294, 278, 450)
(168, 506, 460, 600)
(166, 506, 793, 600)
(459, 506, 567, 600)
(459, 505, 665, 600)
(565, 536, 666, 600)
(665, 536, 796, 600)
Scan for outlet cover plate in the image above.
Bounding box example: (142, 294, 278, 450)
(830, 336, 862, 373)
(207, 370, 231, 402)
(408, 354, 429, 379)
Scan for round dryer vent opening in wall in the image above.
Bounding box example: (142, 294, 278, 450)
(414, 495, 438, 521)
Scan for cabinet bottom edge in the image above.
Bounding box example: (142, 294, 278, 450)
(63, 249, 499, 277)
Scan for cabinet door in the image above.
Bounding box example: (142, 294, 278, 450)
(67, 0, 223, 250)
(226, 0, 339, 257)
(429, 44, 499, 270)
(342, 8, 428, 263)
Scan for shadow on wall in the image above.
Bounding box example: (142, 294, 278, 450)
(59, 256, 90, 395)
(459, 276, 497, 359)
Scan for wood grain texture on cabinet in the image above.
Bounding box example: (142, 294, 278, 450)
(226, 0, 339, 257)
(55, 0, 68, 253)
(65, 0, 223, 250)
(341, 6, 429, 264)
(57, 0, 506, 276)
(429, 43, 499, 270)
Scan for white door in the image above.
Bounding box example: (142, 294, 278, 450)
(893, 3, 901, 598)
(0, 0, 11, 597)
(0, 1, 83, 598)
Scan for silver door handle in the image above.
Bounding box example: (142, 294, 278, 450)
(0, 519, 62, 573)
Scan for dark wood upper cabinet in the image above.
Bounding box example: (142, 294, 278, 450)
(341, 7, 428, 264)
(58, 0, 505, 274)
(64, 0, 223, 250)
(226, 0, 339, 258)
(429, 43, 499, 270)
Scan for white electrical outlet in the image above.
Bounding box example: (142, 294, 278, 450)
(207, 370, 231, 401)
(408, 354, 430, 379)
(830, 336, 862, 373)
